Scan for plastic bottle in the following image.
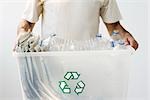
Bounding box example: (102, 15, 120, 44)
(43, 33, 59, 51)
(110, 30, 126, 50)
(96, 33, 112, 50)
(95, 33, 103, 50)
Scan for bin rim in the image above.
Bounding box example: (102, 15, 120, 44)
(13, 46, 135, 57)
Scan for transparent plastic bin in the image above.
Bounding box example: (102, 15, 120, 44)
(14, 48, 134, 100)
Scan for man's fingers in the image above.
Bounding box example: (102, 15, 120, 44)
(123, 35, 138, 50)
(123, 38, 129, 45)
(131, 40, 138, 50)
(128, 37, 138, 50)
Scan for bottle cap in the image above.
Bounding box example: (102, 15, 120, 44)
(96, 33, 102, 38)
(112, 30, 119, 35)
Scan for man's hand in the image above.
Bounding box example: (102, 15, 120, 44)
(105, 21, 138, 50)
(13, 20, 35, 51)
(17, 20, 35, 35)
(122, 32, 138, 50)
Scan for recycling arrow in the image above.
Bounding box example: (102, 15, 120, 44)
(64, 72, 80, 80)
(74, 80, 85, 95)
(59, 71, 85, 95)
(59, 81, 71, 94)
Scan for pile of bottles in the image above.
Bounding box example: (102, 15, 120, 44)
(42, 30, 127, 51)
(15, 30, 128, 52)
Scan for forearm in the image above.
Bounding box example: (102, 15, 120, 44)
(17, 19, 35, 35)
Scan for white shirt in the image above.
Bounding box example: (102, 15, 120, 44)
(22, 0, 122, 40)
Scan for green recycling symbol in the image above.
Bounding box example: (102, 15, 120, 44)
(59, 72, 85, 95)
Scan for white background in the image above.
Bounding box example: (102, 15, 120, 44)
(0, 0, 149, 100)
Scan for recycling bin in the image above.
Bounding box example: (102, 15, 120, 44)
(14, 48, 134, 100)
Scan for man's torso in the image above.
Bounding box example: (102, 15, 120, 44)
(42, 0, 104, 40)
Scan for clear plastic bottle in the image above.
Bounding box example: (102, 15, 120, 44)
(111, 30, 122, 41)
(95, 33, 102, 50)
(96, 33, 112, 50)
(43, 33, 59, 51)
(69, 40, 75, 51)
(110, 30, 126, 50)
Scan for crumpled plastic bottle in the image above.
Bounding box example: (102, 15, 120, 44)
(110, 30, 127, 50)
(15, 32, 51, 52)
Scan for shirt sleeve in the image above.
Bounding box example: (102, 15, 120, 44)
(22, 0, 43, 23)
(100, 0, 122, 23)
